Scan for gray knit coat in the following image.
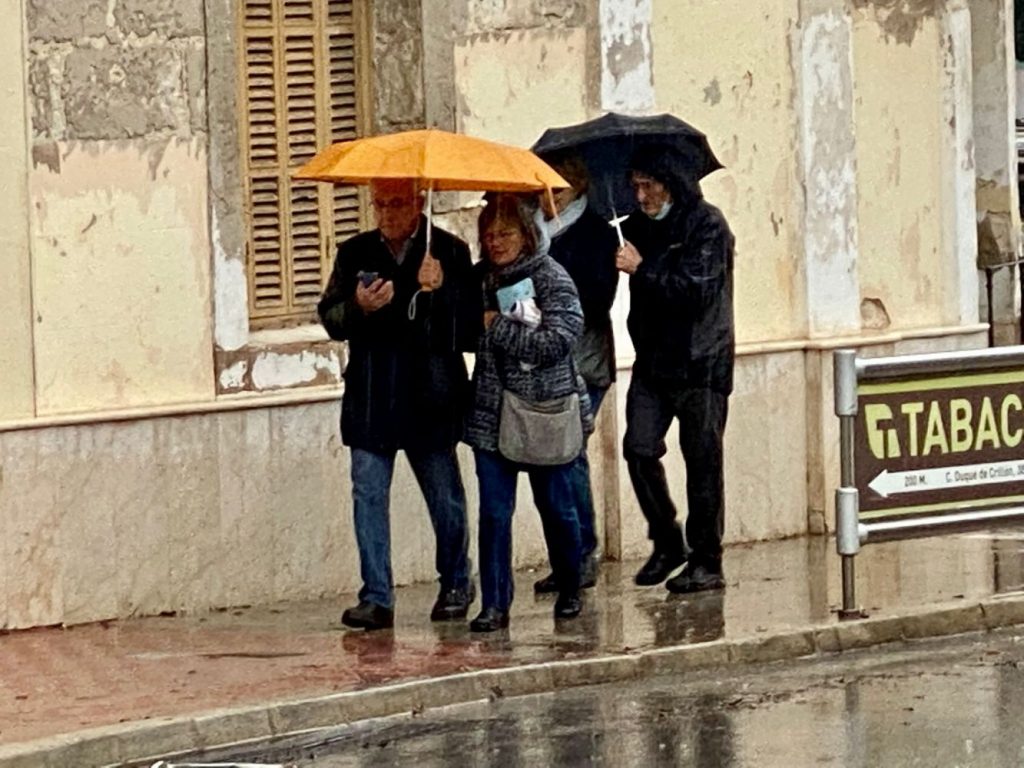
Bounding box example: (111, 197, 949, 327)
(465, 249, 595, 455)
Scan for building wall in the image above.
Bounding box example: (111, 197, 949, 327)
(852, 4, 947, 332)
(652, 0, 807, 345)
(0, 0, 34, 421)
(25, 0, 214, 415)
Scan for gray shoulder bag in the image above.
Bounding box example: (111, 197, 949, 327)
(499, 388, 582, 466)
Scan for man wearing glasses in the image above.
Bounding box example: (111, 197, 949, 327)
(318, 179, 477, 630)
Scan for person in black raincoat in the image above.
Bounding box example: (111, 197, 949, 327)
(615, 144, 735, 593)
(318, 178, 477, 630)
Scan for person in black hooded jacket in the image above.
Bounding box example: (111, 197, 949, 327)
(615, 144, 735, 594)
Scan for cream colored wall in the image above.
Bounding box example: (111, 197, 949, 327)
(852, 11, 945, 331)
(28, 139, 215, 415)
(650, 0, 806, 345)
(454, 27, 590, 148)
(0, 0, 34, 420)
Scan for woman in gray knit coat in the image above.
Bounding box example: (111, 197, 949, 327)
(465, 194, 594, 632)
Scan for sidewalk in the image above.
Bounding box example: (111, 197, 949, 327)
(2, 530, 1024, 766)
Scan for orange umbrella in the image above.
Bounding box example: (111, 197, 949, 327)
(294, 129, 569, 301)
(294, 129, 568, 310)
(293, 128, 569, 192)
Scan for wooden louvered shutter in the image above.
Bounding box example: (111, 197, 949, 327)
(241, 0, 366, 327)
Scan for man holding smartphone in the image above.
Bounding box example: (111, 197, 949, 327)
(318, 178, 478, 630)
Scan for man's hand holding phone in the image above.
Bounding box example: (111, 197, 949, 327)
(355, 271, 394, 313)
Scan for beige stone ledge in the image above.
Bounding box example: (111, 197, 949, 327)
(0, 322, 987, 435)
(3, 592, 1022, 768)
(616, 323, 989, 369)
(0, 386, 342, 435)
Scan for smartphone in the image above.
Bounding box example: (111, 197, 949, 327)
(357, 270, 380, 288)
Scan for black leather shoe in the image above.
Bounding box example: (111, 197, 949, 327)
(666, 564, 725, 594)
(341, 601, 394, 630)
(470, 607, 510, 633)
(533, 572, 559, 594)
(536, 554, 599, 594)
(430, 585, 475, 621)
(634, 550, 686, 586)
(554, 591, 582, 619)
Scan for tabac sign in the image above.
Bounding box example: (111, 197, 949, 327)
(854, 355, 1024, 522)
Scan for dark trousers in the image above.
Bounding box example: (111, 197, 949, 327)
(565, 384, 607, 558)
(474, 449, 582, 612)
(622, 375, 728, 571)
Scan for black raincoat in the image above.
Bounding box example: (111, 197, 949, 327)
(622, 182, 735, 395)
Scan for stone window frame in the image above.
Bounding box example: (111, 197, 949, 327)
(205, 0, 373, 395)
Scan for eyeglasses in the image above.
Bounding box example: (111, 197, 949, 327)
(372, 197, 417, 211)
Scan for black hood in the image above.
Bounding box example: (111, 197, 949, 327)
(629, 144, 704, 208)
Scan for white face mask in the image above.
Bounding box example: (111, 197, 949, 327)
(649, 201, 673, 221)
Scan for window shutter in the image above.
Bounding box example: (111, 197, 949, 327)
(240, 0, 366, 327)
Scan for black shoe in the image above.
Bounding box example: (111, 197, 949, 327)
(634, 550, 686, 586)
(580, 552, 599, 589)
(554, 591, 582, 619)
(533, 572, 559, 594)
(430, 584, 475, 621)
(536, 554, 599, 595)
(341, 601, 394, 630)
(666, 564, 725, 594)
(470, 607, 510, 633)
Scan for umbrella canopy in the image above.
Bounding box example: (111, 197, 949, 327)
(293, 128, 569, 192)
(531, 112, 723, 218)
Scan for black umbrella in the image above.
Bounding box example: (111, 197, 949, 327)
(531, 112, 723, 221)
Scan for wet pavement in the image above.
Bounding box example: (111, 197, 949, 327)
(210, 627, 1024, 767)
(2, 530, 1024, 748)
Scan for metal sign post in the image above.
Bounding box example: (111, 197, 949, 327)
(834, 350, 866, 618)
(833, 346, 1024, 617)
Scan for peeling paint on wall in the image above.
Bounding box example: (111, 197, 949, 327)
(850, 0, 937, 46)
(218, 360, 247, 391)
(860, 297, 892, 329)
(799, 9, 861, 335)
(251, 350, 342, 391)
(212, 208, 249, 352)
(600, 0, 653, 112)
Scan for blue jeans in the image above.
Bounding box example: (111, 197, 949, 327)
(474, 449, 582, 612)
(351, 446, 470, 609)
(566, 385, 607, 559)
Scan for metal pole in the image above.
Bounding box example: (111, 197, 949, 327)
(833, 350, 863, 619)
(985, 267, 994, 347)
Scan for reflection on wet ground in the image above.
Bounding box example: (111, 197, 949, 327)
(214, 628, 1024, 767)
(3, 530, 1024, 743)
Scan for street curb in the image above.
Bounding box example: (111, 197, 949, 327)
(4, 593, 1024, 768)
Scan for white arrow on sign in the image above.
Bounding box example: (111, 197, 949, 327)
(869, 458, 1024, 498)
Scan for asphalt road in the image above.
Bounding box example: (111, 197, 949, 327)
(202, 627, 1024, 767)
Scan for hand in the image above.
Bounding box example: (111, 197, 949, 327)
(483, 310, 499, 329)
(616, 241, 643, 274)
(417, 252, 444, 291)
(355, 279, 394, 313)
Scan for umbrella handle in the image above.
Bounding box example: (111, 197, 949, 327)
(411, 184, 434, 322)
(425, 185, 433, 256)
